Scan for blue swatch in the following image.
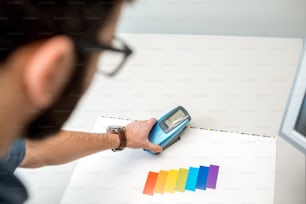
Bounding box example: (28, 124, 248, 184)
(196, 166, 209, 190)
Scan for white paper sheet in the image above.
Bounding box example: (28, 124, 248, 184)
(60, 116, 276, 204)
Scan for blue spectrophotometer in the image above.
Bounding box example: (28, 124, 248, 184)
(145, 106, 191, 154)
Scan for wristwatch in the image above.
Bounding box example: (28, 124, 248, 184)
(107, 125, 127, 151)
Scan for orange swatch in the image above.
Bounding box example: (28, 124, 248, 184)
(143, 172, 158, 195)
(154, 170, 168, 194)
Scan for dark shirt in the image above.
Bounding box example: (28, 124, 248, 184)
(0, 139, 28, 204)
(1, 139, 26, 173)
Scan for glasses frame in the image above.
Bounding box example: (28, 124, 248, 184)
(75, 36, 133, 77)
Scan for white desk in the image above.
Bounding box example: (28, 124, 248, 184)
(17, 34, 305, 204)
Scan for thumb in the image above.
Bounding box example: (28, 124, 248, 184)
(147, 118, 157, 128)
(145, 141, 163, 153)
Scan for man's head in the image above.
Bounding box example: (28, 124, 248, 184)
(0, 0, 126, 140)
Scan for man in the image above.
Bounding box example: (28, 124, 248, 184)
(0, 1, 162, 203)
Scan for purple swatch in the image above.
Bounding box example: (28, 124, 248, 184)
(206, 165, 219, 189)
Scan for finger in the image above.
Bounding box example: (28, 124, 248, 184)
(147, 118, 157, 127)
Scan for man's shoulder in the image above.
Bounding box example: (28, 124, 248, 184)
(0, 164, 28, 204)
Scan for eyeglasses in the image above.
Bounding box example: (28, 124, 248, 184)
(76, 37, 133, 77)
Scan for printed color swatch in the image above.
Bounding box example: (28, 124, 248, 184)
(143, 165, 219, 196)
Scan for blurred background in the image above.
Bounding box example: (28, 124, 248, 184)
(118, 0, 306, 38)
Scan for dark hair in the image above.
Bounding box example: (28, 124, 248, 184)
(0, 0, 117, 62)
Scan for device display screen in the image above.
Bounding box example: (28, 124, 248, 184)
(295, 93, 306, 137)
(164, 109, 186, 128)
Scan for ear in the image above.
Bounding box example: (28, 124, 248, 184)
(24, 35, 74, 109)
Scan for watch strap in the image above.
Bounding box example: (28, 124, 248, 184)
(111, 127, 127, 151)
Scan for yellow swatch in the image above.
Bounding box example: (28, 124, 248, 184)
(164, 169, 179, 193)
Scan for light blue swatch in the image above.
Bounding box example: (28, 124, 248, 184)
(185, 167, 199, 191)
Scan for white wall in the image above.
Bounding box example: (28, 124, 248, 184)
(118, 0, 306, 38)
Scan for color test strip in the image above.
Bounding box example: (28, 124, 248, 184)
(164, 170, 178, 193)
(185, 167, 199, 191)
(143, 164, 220, 196)
(175, 168, 188, 192)
(154, 170, 168, 194)
(206, 165, 219, 189)
(196, 166, 209, 190)
(143, 172, 158, 195)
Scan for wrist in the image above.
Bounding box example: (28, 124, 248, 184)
(108, 133, 120, 149)
(107, 126, 127, 151)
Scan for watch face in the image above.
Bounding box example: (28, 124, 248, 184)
(107, 125, 123, 132)
(108, 125, 122, 129)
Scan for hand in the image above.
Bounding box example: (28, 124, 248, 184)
(125, 118, 163, 153)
